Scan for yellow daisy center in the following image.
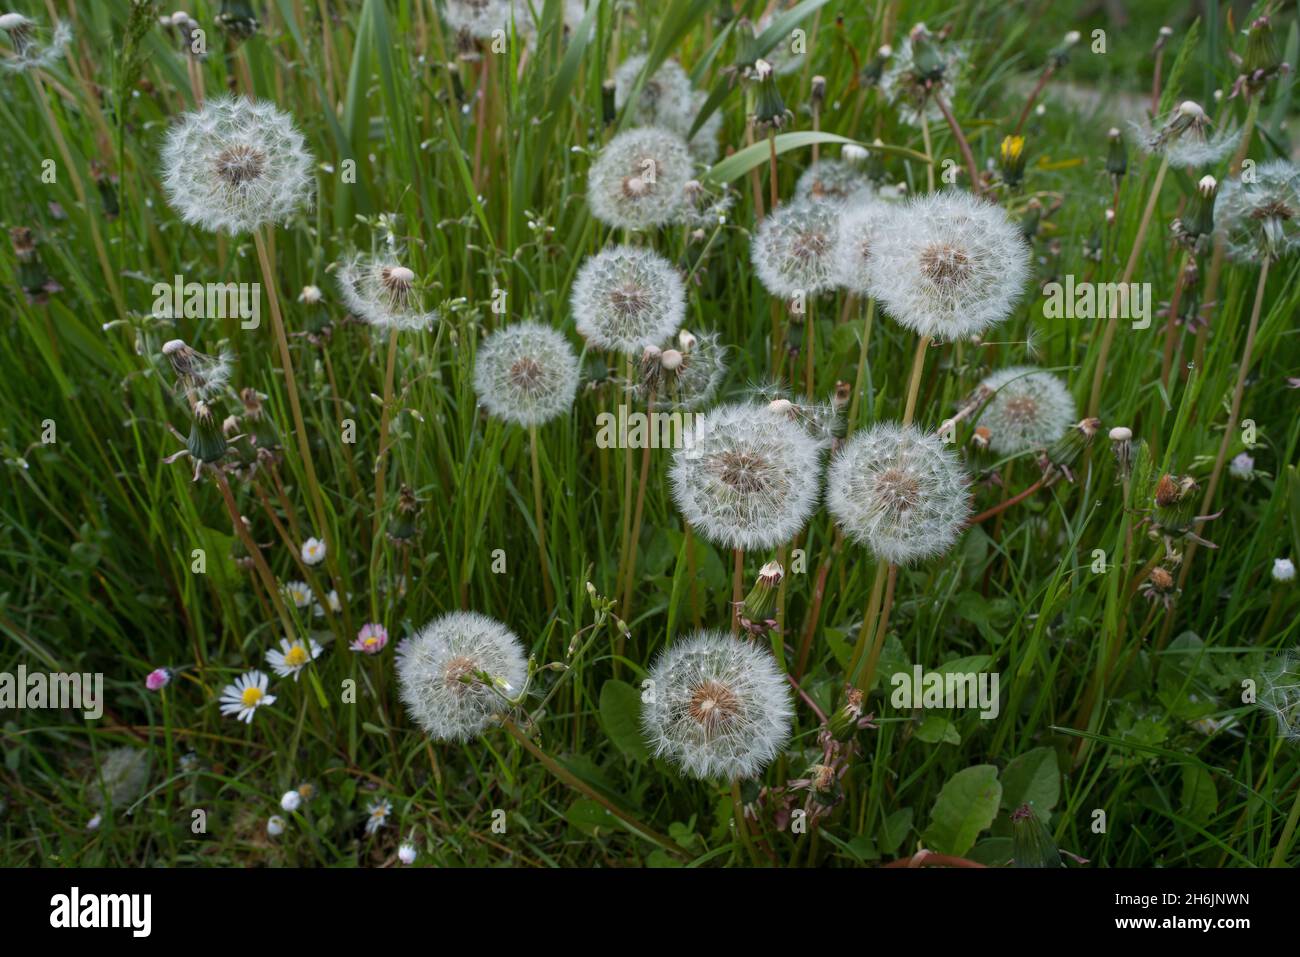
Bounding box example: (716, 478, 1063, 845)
(363, 637, 378, 648)
(283, 644, 309, 667)
(241, 686, 264, 707)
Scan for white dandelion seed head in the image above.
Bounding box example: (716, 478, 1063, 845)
(396, 611, 529, 742)
(0, 15, 69, 73)
(751, 199, 842, 299)
(641, 630, 793, 780)
(473, 321, 580, 426)
(160, 95, 314, 236)
(336, 255, 437, 331)
(587, 126, 692, 230)
(827, 422, 971, 565)
(638, 329, 727, 410)
(795, 160, 874, 205)
(669, 402, 822, 550)
(879, 34, 965, 127)
(89, 747, 150, 809)
(1274, 558, 1296, 583)
(1214, 160, 1300, 262)
(162, 339, 232, 401)
(865, 190, 1031, 342)
(613, 55, 720, 162)
(974, 366, 1076, 455)
(833, 195, 893, 294)
(441, 0, 525, 42)
(572, 244, 685, 354)
(1261, 650, 1300, 740)
(1129, 114, 1240, 168)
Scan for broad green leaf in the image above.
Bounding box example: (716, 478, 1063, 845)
(923, 764, 1002, 857)
(1000, 746, 1060, 816)
(599, 679, 651, 762)
(704, 132, 928, 185)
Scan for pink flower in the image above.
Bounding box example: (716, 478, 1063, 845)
(350, 623, 389, 655)
(146, 668, 171, 691)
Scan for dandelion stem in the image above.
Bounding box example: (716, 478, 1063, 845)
(621, 388, 656, 621)
(1270, 776, 1300, 868)
(1088, 154, 1169, 417)
(847, 557, 888, 683)
(933, 92, 980, 193)
(921, 118, 936, 194)
(1013, 64, 1055, 136)
(214, 469, 296, 639)
(372, 327, 400, 544)
(967, 475, 1047, 526)
(902, 335, 930, 427)
(803, 296, 816, 400)
(1159, 250, 1192, 392)
(848, 297, 876, 432)
(529, 423, 555, 609)
(732, 548, 744, 635)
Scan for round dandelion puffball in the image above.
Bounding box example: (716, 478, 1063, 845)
(336, 256, 437, 331)
(833, 196, 892, 295)
(613, 55, 721, 164)
(474, 321, 580, 427)
(795, 160, 873, 205)
(828, 422, 971, 565)
(1214, 160, 1300, 263)
(160, 95, 314, 236)
(572, 245, 686, 354)
(976, 366, 1076, 455)
(669, 402, 822, 551)
(587, 126, 692, 230)
(751, 199, 841, 299)
(865, 190, 1030, 342)
(641, 630, 793, 780)
(441, 0, 521, 41)
(396, 612, 529, 742)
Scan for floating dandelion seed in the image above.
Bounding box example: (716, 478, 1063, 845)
(795, 160, 874, 205)
(641, 630, 793, 780)
(396, 611, 529, 742)
(0, 12, 71, 74)
(572, 245, 686, 355)
(669, 402, 822, 551)
(1214, 160, 1300, 262)
(587, 127, 692, 230)
(613, 55, 721, 163)
(974, 366, 1076, 455)
(833, 195, 892, 294)
(265, 637, 324, 681)
(751, 199, 841, 299)
(160, 95, 314, 235)
(473, 321, 580, 427)
(866, 190, 1030, 341)
(336, 256, 437, 331)
(828, 423, 971, 565)
(219, 669, 276, 724)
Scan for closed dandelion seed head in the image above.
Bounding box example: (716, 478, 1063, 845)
(795, 160, 874, 205)
(866, 191, 1031, 342)
(572, 245, 685, 354)
(669, 402, 822, 550)
(0, 14, 70, 73)
(1214, 160, 1300, 262)
(473, 321, 579, 427)
(641, 630, 793, 780)
(752, 199, 841, 299)
(587, 127, 692, 230)
(828, 423, 971, 565)
(974, 366, 1076, 455)
(336, 256, 437, 331)
(833, 195, 892, 294)
(161, 95, 314, 235)
(396, 611, 529, 742)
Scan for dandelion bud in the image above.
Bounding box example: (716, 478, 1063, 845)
(828, 687, 867, 742)
(1109, 426, 1134, 479)
(736, 561, 783, 637)
(753, 63, 791, 131)
(1242, 15, 1284, 93)
(1273, 558, 1296, 583)
(907, 23, 945, 82)
(998, 135, 1028, 188)
(842, 143, 869, 164)
(1105, 127, 1127, 180)
(810, 75, 827, 107)
(216, 0, 259, 42)
(266, 815, 286, 837)
(188, 401, 227, 467)
(971, 425, 991, 450)
(1010, 804, 1063, 868)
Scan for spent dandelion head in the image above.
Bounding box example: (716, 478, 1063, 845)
(827, 422, 971, 565)
(396, 611, 529, 742)
(587, 127, 692, 230)
(160, 95, 314, 235)
(751, 199, 841, 299)
(162, 339, 232, 403)
(572, 245, 686, 355)
(473, 321, 580, 427)
(1261, 650, 1300, 741)
(879, 23, 965, 127)
(1214, 160, 1300, 262)
(336, 256, 437, 331)
(0, 12, 70, 73)
(669, 401, 822, 551)
(641, 629, 793, 780)
(637, 329, 727, 410)
(865, 190, 1031, 341)
(1130, 101, 1236, 166)
(974, 366, 1076, 455)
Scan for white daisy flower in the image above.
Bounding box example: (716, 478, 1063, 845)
(301, 536, 327, 565)
(396, 611, 529, 742)
(266, 637, 324, 681)
(365, 799, 392, 836)
(398, 842, 418, 864)
(282, 580, 313, 609)
(641, 630, 793, 780)
(219, 669, 277, 724)
(312, 589, 343, 618)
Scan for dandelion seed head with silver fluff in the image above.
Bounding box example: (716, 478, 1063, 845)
(865, 190, 1030, 341)
(1214, 159, 1300, 262)
(879, 24, 965, 128)
(160, 95, 314, 236)
(795, 160, 874, 205)
(638, 329, 727, 410)
(474, 321, 580, 427)
(572, 245, 685, 355)
(613, 55, 721, 164)
(641, 629, 793, 780)
(751, 198, 841, 299)
(396, 611, 528, 742)
(1130, 100, 1239, 167)
(336, 256, 437, 331)
(670, 402, 822, 551)
(0, 12, 70, 73)
(587, 126, 692, 230)
(828, 422, 971, 565)
(833, 195, 893, 295)
(974, 366, 1076, 455)
(746, 382, 841, 448)
(1261, 649, 1300, 741)
(162, 339, 232, 402)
